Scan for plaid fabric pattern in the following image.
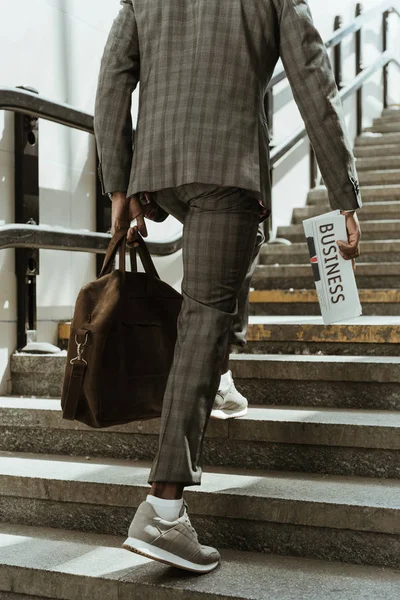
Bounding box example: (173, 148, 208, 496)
(94, 0, 363, 222)
(146, 183, 263, 484)
(143, 185, 265, 350)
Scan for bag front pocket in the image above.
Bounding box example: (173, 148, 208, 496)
(122, 321, 169, 377)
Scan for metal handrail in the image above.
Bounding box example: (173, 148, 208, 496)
(268, 1, 400, 88)
(0, 224, 183, 256)
(0, 87, 93, 133)
(271, 52, 399, 165)
(325, 0, 400, 49)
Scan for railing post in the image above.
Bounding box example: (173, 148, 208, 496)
(14, 86, 40, 351)
(382, 9, 389, 108)
(333, 16, 344, 90)
(355, 3, 363, 136)
(309, 146, 318, 189)
(265, 89, 274, 142)
(95, 154, 111, 275)
(264, 90, 274, 242)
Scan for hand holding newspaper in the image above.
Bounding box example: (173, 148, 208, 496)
(303, 210, 362, 325)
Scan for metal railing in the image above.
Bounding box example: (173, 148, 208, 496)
(0, 0, 399, 349)
(266, 0, 400, 191)
(0, 223, 182, 257)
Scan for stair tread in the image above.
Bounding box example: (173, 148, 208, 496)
(356, 132, 400, 143)
(2, 523, 399, 600)
(0, 398, 399, 445)
(308, 184, 400, 197)
(9, 354, 400, 384)
(245, 316, 400, 343)
(264, 240, 400, 252)
(9, 349, 400, 364)
(247, 315, 400, 325)
(255, 262, 400, 275)
(257, 261, 400, 267)
(301, 200, 400, 207)
(357, 168, 400, 174)
(279, 219, 400, 228)
(0, 450, 399, 518)
(232, 352, 400, 364)
(228, 353, 400, 383)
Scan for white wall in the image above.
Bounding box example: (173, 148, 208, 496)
(0, 0, 399, 393)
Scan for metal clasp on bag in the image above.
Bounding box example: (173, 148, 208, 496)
(70, 332, 89, 365)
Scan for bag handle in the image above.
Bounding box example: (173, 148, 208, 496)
(129, 233, 161, 280)
(98, 228, 161, 279)
(98, 229, 128, 278)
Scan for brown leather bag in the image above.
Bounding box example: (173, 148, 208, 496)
(61, 229, 182, 428)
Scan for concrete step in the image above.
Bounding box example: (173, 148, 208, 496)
(356, 156, 400, 170)
(373, 117, 400, 128)
(1, 399, 400, 478)
(354, 144, 400, 158)
(249, 288, 400, 316)
(2, 524, 400, 600)
(253, 261, 400, 289)
(261, 240, 400, 264)
(382, 107, 400, 118)
(0, 451, 399, 567)
(243, 315, 400, 355)
(293, 201, 400, 223)
(378, 116, 400, 125)
(11, 317, 400, 395)
(307, 184, 400, 204)
(9, 353, 400, 410)
(382, 107, 400, 117)
(358, 169, 400, 185)
(355, 132, 400, 146)
(230, 353, 400, 410)
(277, 219, 400, 242)
(365, 123, 400, 134)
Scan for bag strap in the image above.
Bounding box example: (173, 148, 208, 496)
(62, 329, 89, 421)
(129, 233, 161, 280)
(98, 229, 128, 278)
(99, 229, 161, 279)
(63, 360, 86, 420)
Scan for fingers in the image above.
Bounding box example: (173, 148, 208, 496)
(111, 219, 131, 236)
(336, 240, 360, 262)
(128, 196, 148, 238)
(111, 195, 130, 236)
(335, 212, 361, 269)
(127, 216, 147, 246)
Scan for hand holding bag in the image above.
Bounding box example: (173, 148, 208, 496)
(61, 229, 183, 428)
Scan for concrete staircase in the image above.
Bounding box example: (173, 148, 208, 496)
(2, 108, 400, 599)
(250, 109, 400, 317)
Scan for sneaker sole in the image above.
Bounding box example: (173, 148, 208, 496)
(210, 407, 248, 420)
(122, 537, 220, 574)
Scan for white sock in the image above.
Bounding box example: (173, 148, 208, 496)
(219, 369, 233, 394)
(146, 494, 183, 521)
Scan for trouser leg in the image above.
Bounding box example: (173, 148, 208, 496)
(148, 184, 261, 486)
(228, 221, 265, 349)
(148, 191, 266, 356)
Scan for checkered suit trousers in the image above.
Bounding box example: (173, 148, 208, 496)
(147, 183, 263, 485)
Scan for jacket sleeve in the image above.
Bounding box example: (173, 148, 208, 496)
(94, 0, 139, 196)
(274, 0, 362, 212)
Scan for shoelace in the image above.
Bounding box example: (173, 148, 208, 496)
(182, 502, 198, 540)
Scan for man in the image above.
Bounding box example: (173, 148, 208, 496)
(94, 0, 362, 574)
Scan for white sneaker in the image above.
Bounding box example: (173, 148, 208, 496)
(123, 500, 220, 573)
(211, 370, 248, 420)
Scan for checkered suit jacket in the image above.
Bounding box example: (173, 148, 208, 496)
(94, 0, 362, 219)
